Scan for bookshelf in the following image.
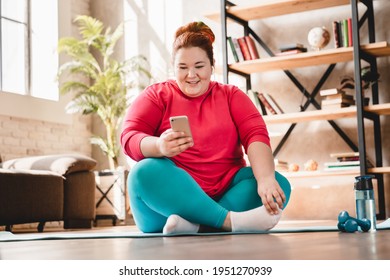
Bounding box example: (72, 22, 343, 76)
(206, 0, 389, 219)
(263, 103, 390, 124)
(229, 42, 390, 73)
(282, 167, 390, 179)
(205, 0, 351, 21)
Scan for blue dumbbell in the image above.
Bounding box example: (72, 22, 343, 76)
(338, 211, 371, 232)
(337, 219, 358, 233)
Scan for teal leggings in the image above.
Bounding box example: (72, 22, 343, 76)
(127, 158, 291, 233)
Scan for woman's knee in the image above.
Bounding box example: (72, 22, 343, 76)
(129, 157, 172, 180)
(127, 158, 172, 193)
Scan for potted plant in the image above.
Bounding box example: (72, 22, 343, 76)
(339, 66, 380, 105)
(57, 15, 151, 224)
(57, 15, 151, 170)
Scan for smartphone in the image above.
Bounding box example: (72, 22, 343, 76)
(169, 115, 193, 139)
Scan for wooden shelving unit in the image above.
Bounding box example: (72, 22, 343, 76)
(264, 103, 390, 124)
(206, 0, 390, 218)
(210, 0, 389, 218)
(205, 0, 350, 21)
(229, 42, 390, 73)
(282, 167, 390, 179)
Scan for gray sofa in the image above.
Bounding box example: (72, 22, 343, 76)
(0, 154, 97, 232)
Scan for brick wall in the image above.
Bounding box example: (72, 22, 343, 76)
(0, 114, 92, 162)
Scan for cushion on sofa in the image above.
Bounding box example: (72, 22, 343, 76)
(1, 154, 97, 176)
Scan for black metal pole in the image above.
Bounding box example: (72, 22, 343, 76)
(0, 0, 3, 90)
(220, 0, 228, 84)
(351, 0, 367, 175)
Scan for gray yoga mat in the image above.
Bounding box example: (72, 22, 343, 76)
(1, 219, 390, 242)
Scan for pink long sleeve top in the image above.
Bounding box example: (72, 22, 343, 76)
(121, 80, 270, 198)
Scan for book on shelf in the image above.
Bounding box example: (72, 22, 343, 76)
(233, 37, 244, 62)
(324, 161, 373, 171)
(228, 36, 260, 61)
(263, 93, 284, 114)
(278, 43, 305, 52)
(247, 90, 266, 115)
(321, 89, 355, 109)
(323, 92, 353, 100)
(257, 93, 267, 115)
(274, 159, 288, 165)
(244, 35, 260, 60)
(247, 89, 260, 108)
(321, 96, 355, 106)
(332, 21, 340, 48)
(237, 37, 252, 61)
(321, 103, 353, 110)
(257, 93, 277, 115)
(336, 156, 360, 162)
(333, 18, 353, 48)
(347, 18, 353, 47)
(338, 20, 344, 47)
(341, 19, 349, 47)
(324, 160, 360, 167)
(324, 152, 374, 171)
(227, 37, 244, 63)
(276, 43, 307, 56)
(324, 165, 360, 172)
(322, 99, 355, 106)
(330, 151, 359, 158)
(274, 159, 289, 172)
(275, 48, 307, 56)
(257, 93, 284, 115)
(227, 36, 239, 63)
(319, 88, 346, 96)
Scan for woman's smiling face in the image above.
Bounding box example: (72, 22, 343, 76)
(174, 47, 213, 97)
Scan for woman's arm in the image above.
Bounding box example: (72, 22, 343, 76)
(247, 141, 286, 215)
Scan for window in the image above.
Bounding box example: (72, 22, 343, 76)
(0, 0, 28, 94)
(0, 0, 58, 100)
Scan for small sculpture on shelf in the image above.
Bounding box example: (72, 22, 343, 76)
(288, 163, 300, 172)
(304, 159, 318, 171)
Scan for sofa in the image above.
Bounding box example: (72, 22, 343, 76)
(0, 154, 97, 232)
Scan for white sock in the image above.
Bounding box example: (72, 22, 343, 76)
(163, 214, 200, 234)
(230, 206, 282, 232)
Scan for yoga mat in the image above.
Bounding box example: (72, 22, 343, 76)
(1, 218, 390, 242)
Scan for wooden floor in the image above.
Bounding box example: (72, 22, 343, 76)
(1, 220, 390, 260)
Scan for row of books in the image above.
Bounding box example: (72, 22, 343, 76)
(332, 18, 353, 48)
(247, 90, 284, 115)
(227, 36, 260, 63)
(323, 152, 373, 172)
(275, 43, 307, 56)
(319, 88, 355, 110)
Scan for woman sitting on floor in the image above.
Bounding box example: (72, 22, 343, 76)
(120, 21, 291, 234)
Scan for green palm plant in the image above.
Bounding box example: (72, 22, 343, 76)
(58, 15, 151, 170)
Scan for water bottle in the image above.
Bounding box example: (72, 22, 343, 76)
(354, 175, 376, 231)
